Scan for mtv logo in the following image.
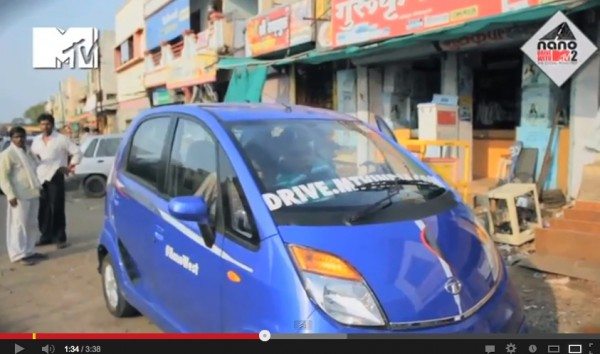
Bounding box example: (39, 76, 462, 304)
(32, 27, 99, 69)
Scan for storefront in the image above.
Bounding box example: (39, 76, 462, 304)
(144, 0, 229, 104)
(244, 0, 317, 104)
(438, 24, 563, 182)
(324, 0, 599, 194)
(165, 30, 221, 103)
(295, 62, 336, 109)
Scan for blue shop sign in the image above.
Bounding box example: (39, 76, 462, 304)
(146, 0, 190, 50)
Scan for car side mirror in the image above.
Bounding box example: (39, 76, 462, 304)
(168, 196, 216, 248)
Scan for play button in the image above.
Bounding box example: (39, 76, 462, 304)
(15, 343, 25, 354)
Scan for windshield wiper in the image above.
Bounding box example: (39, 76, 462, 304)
(345, 179, 445, 224)
(355, 179, 439, 191)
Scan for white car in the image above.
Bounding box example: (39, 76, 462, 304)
(74, 134, 122, 197)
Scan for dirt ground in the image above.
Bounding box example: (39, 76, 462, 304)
(0, 192, 158, 333)
(0, 192, 599, 333)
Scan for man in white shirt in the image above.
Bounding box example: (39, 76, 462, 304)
(0, 126, 47, 265)
(30, 114, 82, 249)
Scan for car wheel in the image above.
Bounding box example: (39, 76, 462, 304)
(84, 175, 107, 198)
(101, 254, 137, 317)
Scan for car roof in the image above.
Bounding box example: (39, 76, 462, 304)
(142, 103, 356, 123)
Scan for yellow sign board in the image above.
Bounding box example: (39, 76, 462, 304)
(166, 52, 217, 89)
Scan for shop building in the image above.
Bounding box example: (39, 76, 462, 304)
(226, 0, 336, 107)
(143, 0, 247, 106)
(221, 0, 599, 199)
(54, 77, 87, 135)
(81, 30, 118, 135)
(115, 0, 150, 132)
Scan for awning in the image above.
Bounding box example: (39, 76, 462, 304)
(223, 66, 268, 103)
(217, 0, 596, 68)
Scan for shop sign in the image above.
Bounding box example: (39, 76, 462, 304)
(246, 6, 290, 57)
(146, 0, 190, 50)
(331, 0, 556, 48)
(246, 0, 315, 57)
(166, 53, 218, 89)
(290, 0, 316, 47)
(440, 25, 539, 51)
(144, 0, 172, 18)
(152, 88, 173, 105)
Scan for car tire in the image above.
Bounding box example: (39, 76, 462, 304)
(101, 254, 137, 318)
(83, 175, 107, 198)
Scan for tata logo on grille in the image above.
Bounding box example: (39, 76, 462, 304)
(444, 277, 462, 295)
(521, 11, 597, 86)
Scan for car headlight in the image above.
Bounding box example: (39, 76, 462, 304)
(474, 224, 502, 283)
(289, 245, 385, 327)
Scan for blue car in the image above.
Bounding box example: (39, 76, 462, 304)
(98, 103, 526, 333)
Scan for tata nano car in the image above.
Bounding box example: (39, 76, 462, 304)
(98, 103, 526, 333)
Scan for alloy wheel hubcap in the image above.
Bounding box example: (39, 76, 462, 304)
(104, 263, 119, 309)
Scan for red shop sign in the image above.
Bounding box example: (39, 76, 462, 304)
(331, 0, 553, 48)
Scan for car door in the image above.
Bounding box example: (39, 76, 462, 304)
(95, 137, 122, 176)
(75, 137, 99, 176)
(150, 116, 225, 332)
(113, 116, 174, 299)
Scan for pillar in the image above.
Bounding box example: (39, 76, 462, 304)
(568, 51, 600, 198)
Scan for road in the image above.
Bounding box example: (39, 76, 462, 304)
(0, 187, 599, 333)
(0, 186, 159, 333)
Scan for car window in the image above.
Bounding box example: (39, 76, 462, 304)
(167, 118, 218, 217)
(96, 138, 121, 157)
(126, 118, 171, 189)
(218, 146, 257, 242)
(84, 139, 98, 158)
(227, 119, 448, 226)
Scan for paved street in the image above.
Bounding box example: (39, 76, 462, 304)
(0, 186, 158, 333)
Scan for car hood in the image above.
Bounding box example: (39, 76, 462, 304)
(277, 204, 500, 325)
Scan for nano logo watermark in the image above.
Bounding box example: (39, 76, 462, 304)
(32, 27, 99, 69)
(521, 11, 597, 86)
(536, 22, 578, 63)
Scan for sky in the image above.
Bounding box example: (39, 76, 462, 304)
(0, 0, 123, 122)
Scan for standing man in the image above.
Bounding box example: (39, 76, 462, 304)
(0, 126, 46, 265)
(31, 114, 82, 249)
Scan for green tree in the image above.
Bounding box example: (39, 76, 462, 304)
(23, 101, 47, 122)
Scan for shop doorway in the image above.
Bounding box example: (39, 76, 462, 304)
(469, 48, 523, 180)
(295, 63, 334, 109)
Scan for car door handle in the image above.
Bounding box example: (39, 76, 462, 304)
(97, 160, 104, 163)
(154, 225, 165, 242)
(154, 232, 164, 242)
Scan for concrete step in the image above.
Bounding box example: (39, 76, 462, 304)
(535, 228, 600, 263)
(518, 253, 600, 283)
(573, 200, 600, 212)
(549, 218, 600, 234)
(563, 209, 600, 222)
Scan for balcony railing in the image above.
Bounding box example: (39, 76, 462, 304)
(143, 17, 234, 88)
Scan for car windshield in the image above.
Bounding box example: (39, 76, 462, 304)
(227, 119, 454, 226)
